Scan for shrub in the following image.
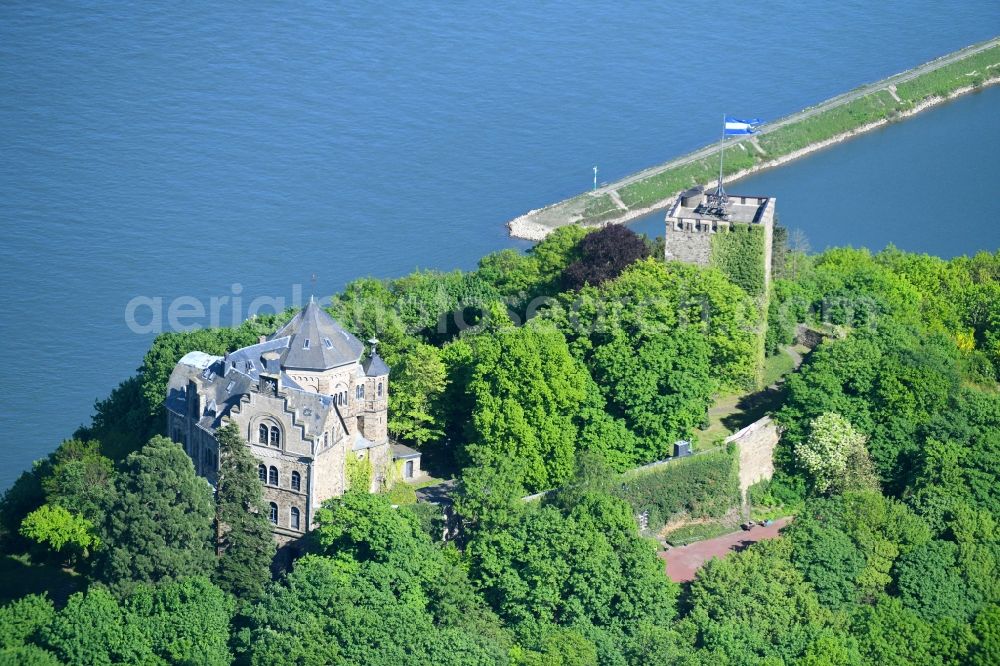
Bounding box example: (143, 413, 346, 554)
(561, 225, 650, 291)
(613, 450, 739, 532)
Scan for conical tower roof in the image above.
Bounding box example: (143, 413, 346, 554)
(271, 299, 364, 370)
(362, 338, 390, 377)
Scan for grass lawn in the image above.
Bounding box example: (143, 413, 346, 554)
(410, 475, 449, 491)
(0, 553, 83, 606)
(695, 346, 804, 445)
(696, 393, 742, 446)
(895, 44, 1000, 101)
(761, 348, 797, 387)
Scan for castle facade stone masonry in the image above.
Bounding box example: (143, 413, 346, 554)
(164, 300, 421, 545)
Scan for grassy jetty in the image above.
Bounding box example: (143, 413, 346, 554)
(508, 38, 1000, 240)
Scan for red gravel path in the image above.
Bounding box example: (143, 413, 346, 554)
(661, 517, 792, 583)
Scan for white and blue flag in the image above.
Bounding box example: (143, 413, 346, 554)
(724, 116, 761, 135)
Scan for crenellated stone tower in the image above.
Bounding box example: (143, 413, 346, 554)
(665, 186, 776, 388)
(664, 185, 775, 291)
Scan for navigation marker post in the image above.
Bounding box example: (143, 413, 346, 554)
(593, 166, 598, 191)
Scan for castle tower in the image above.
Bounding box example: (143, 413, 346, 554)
(664, 186, 775, 291)
(268, 297, 366, 395)
(360, 338, 389, 443)
(665, 187, 775, 390)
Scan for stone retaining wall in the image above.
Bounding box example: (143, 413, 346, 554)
(726, 415, 780, 499)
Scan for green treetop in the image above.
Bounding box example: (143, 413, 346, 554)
(213, 422, 274, 601)
(95, 436, 215, 596)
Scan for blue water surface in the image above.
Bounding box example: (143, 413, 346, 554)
(1, 2, 998, 487)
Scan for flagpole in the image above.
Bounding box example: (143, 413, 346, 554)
(717, 113, 726, 199)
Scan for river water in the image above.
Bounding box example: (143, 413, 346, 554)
(631, 85, 1000, 255)
(1, 3, 998, 488)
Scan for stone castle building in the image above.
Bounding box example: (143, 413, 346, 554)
(664, 185, 776, 287)
(165, 299, 422, 544)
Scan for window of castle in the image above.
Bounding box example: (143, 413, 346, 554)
(258, 424, 268, 445)
(269, 502, 278, 525)
(291, 471, 301, 491)
(258, 464, 267, 482)
(290, 506, 300, 530)
(268, 466, 278, 486)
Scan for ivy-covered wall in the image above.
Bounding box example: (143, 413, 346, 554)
(710, 223, 768, 297)
(345, 452, 373, 491)
(614, 448, 740, 533)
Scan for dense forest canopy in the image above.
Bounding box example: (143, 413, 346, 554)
(2, 224, 999, 665)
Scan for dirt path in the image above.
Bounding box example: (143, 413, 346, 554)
(608, 189, 628, 211)
(660, 517, 792, 583)
(785, 345, 803, 370)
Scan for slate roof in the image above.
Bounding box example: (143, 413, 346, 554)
(165, 351, 339, 440)
(391, 442, 421, 460)
(164, 302, 378, 443)
(352, 431, 378, 451)
(362, 350, 390, 377)
(223, 337, 290, 380)
(165, 352, 253, 429)
(271, 299, 364, 371)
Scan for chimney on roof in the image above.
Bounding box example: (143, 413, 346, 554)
(261, 350, 282, 375)
(259, 335, 267, 344)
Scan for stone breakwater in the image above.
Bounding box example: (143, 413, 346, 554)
(507, 43, 1000, 242)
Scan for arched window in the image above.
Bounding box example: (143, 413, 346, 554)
(268, 502, 278, 525)
(258, 424, 268, 445)
(377, 382, 383, 397)
(360, 384, 365, 398)
(268, 466, 278, 486)
(290, 506, 300, 530)
(291, 471, 301, 491)
(258, 464, 267, 482)
(269, 426, 280, 448)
